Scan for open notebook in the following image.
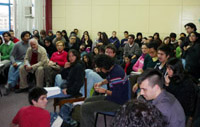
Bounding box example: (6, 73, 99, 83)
(44, 87, 71, 99)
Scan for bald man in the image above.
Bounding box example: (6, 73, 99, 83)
(16, 38, 48, 93)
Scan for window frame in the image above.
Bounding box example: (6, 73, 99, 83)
(0, 0, 12, 35)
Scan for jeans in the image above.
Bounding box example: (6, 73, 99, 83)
(7, 62, 23, 88)
(54, 74, 67, 87)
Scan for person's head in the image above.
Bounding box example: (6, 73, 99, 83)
(153, 32, 160, 40)
(21, 31, 31, 42)
(111, 100, 167, 127)
(33, 30, 39, 35)
(141, 43, 148, 54)
(80, 44, 86, 52)
(157, 44, 171, 63)
(56, 31, 62, 39)
(147, 41, 158, 58)
(44, 37, 52, 47)
(48, 30, 54, 36)
(137, 69, 164, 100)
(69, 34, 77, 44)
(166, 57, 184, 83)
(100, 32, 108, 41)
(124, 31, 129, 38)
(177, 37, 184, 46)
(128, 34, 135, 44)
(163, 36, 171, 45)
(142, 37, 148, 43)
(32, 34, 40, 41)
(97, 32, 101, 40)
(105, 44, 117, 58)
(40, 30, 46, 37)
(189, 31, 199, 43)
(136, 32, 143, 40)
(95, 54, 115, 73)
(0, 36, 3, 45)
(93, 46, 99, 55)
(2, 32, 11, 42)
(9, 29, 15, 39)
(74, 28, 79, 35)
(56, 41, 65, 52)
(170, 32, 177, 42)
(83, 31, 89, 36)
(124, 54, 131, 64)
(67, 49, 80, 64)
(112, 31, 117, 37)
(147, 36, 153, 43)
(99, 45, 105, 54)
(84, 34, 90, 41)
(180, 32, 186, 38)
(29, 38, 39, 52)
(62, 30, 68, 37)
(184, 23, 197, 34)
(28, 87, 48, 109)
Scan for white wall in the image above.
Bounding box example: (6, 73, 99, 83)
(15, 0, 45, 39)
(52, 0, 200, 41)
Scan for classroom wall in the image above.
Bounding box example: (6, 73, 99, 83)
(52, 0, 200, 41)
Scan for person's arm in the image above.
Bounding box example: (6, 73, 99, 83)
(32, 47, 48, 70)
(10, 44, 17, 64)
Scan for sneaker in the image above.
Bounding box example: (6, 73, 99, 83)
(15, 87, 29, 93)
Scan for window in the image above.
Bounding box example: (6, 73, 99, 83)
(0, 0, 14, 35)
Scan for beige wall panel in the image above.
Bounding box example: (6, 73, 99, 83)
(119, 6, 149, 33)
(149, 6, 182, 34)
(65, 6, 91, 31)
(120, 0, 149, 5)
(182, 6, 200, 20)
(65, 0, 91, 5)
(150, 0, 182, 5)
(92, 0, 119, 5)
(183, 0, 200, 5)
(52, 0, 66, 6)
(92, 5, 119, 32)
(52, 6, 66, 18)
(52, 18, 66, 30)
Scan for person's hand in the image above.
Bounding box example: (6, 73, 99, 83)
(25, 66, 32, 71)
(138, 69, 143, 72)
(97, 42, 103, 46)
(64, 62, 70, 68)
(95, 67, 101, 72)
(12, 63, 18, 68)
(131, 55, 136, 59)
(95, 87, 106, 93)
(165, 75, 170, 86)
(48, 61, 55, 66)
(94, 82, 102, 89)
(62, 88, 67, 95)
(132, 84, 138, 93)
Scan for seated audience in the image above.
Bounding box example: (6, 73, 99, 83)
(33, 30, 39, 36)
(105, 44, 120, 64)
(143, 41, 159, 71)
(97, 32, 109, 46)
(47, 30, 56, 42)
(121, 55, 133, 75)
(81, 34, 93, 52)
(52, 31, 66, 46)
(120, 31, 129, 47)
(82, 54, 93, 69)
(81, 31, 89, 42)
(11, 87, 50, 127)
(80, 54, 129, 127)
(109, 31, 120, 49)
(55, 49, 85, 96)
(176, 38, 183, 59)
(79, 44, 87, 59)
(137, 69, 185, 127)
(153, 32, 162, 46)
(0, 32, 15, 80)
(16, 38, 48, 93)
(65, 34, 79, 52)
(111, 100, 167, 127)
(44, 41, 68, 87)
(165, 58, 197, 124)
(9, 30, 20, 43)
(154, 44, 171, 76)
(4, 31, 31, 95)
(123, 34, 142, 63)
(43, 37, 57, 58)
(40, 30, 47, 44)
(93, 32, 101, 49)
(62, 30, 69, 42)
(132, 43, 148, 72)
(134, 32, 143, 47)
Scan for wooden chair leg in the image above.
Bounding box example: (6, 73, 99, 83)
(95, 113, 99, 127)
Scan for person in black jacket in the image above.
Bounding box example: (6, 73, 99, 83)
(164, 57, 197, 124)
(44, 37, 57, 58)
(182, 31, 200, 81)
(60, 49, 85, 96)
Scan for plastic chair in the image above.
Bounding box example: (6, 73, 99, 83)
(94, 80, 131, 127)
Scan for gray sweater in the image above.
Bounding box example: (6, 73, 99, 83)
(123, 42, 141, 58)
(10, 41, 30, 64)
